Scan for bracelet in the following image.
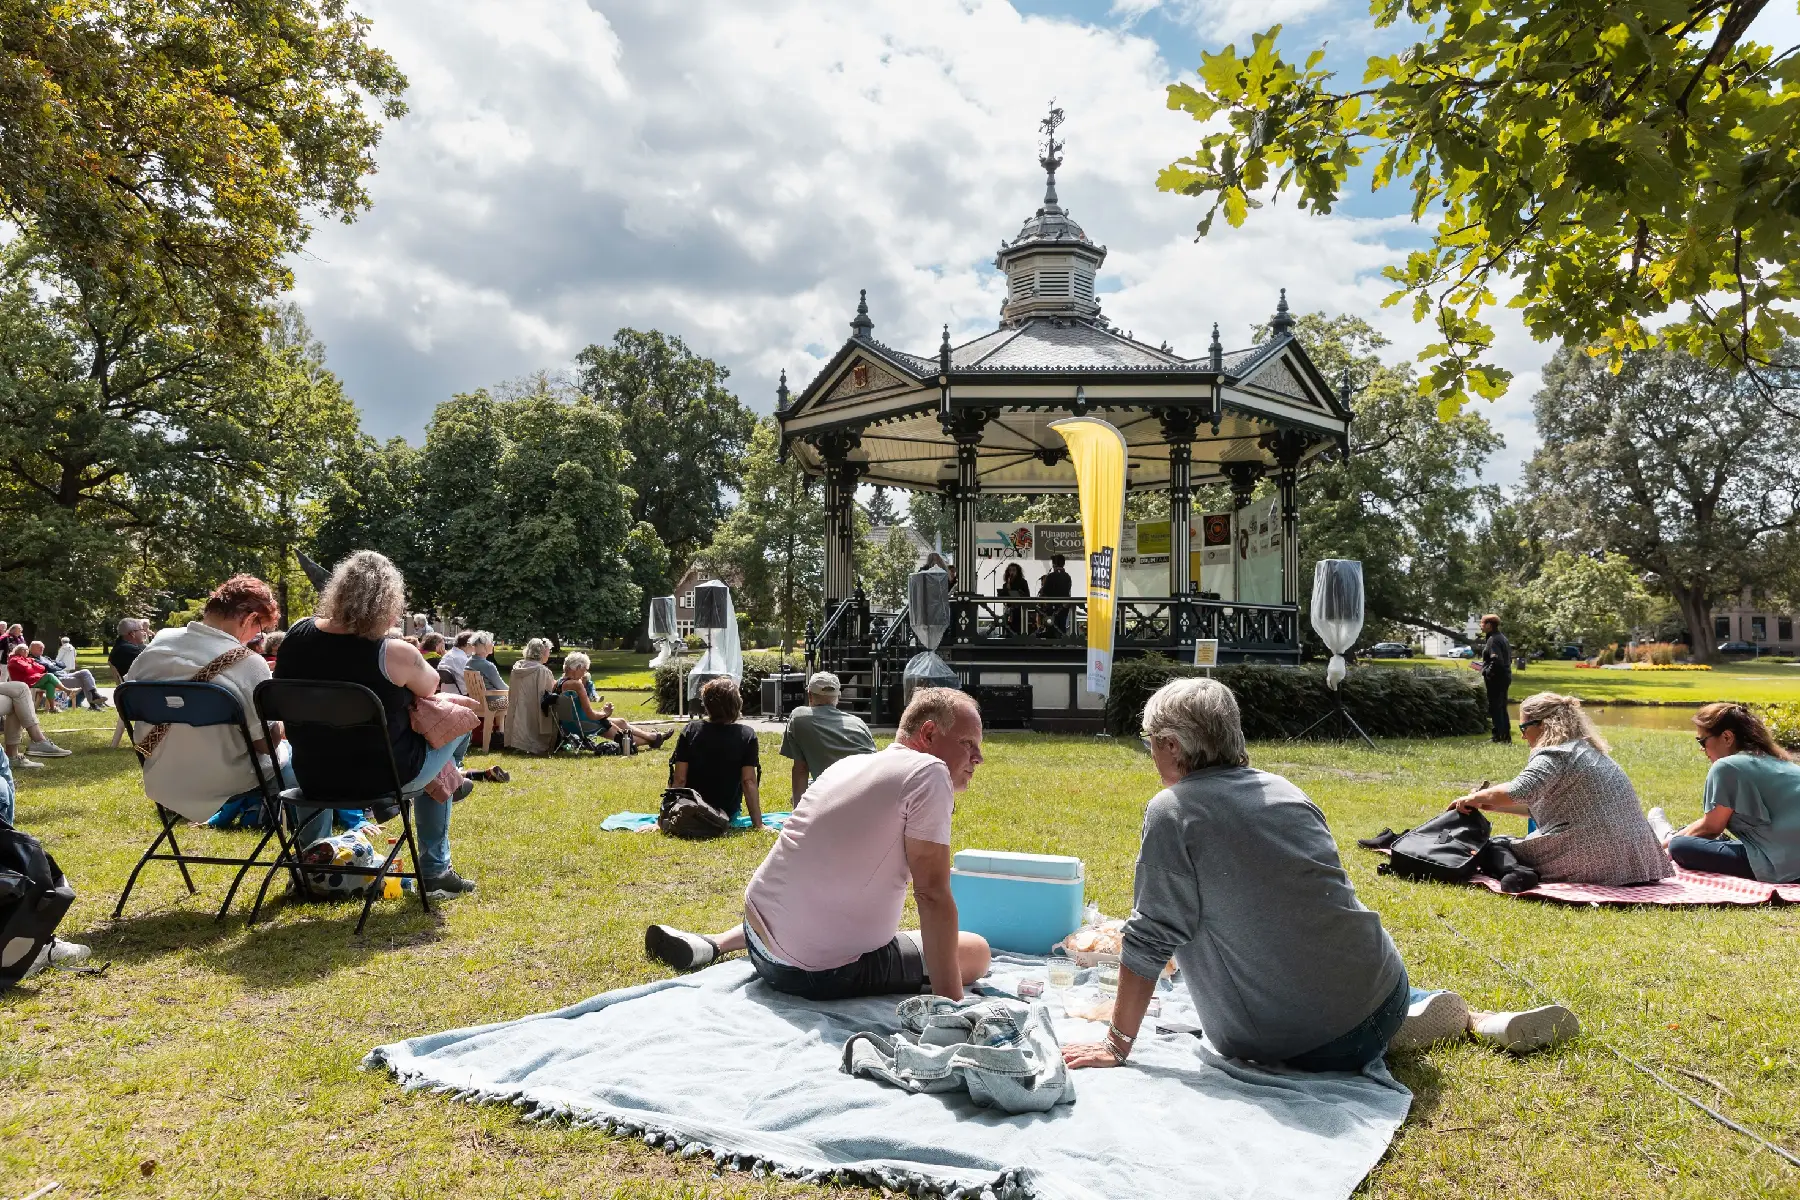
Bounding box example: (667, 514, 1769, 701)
(1104, 1024, 1134, 1061)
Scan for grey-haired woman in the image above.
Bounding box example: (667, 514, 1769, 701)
(1451, 692, 1671, 886)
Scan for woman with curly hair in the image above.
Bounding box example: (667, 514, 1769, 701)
(1449, 692, 1671, 886)
(276, 550, 477, 899)
(1647, 703, 1800, 882)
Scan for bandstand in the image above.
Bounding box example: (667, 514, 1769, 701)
(776, 118, 1352, 729)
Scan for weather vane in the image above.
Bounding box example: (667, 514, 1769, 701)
(1039, 102, 1065, 175)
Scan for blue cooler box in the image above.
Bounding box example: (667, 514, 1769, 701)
(949, 849, 1084, 954)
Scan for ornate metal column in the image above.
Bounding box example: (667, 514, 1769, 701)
(941, 410, 989, 596)
(1159, 409, 1200, 596)
(1263, 430, 1310, 608)
(814, 431, 862, 609)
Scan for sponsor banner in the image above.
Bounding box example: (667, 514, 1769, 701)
(1050, 417, 1127, 698)
(1034, 524, 1085, 560)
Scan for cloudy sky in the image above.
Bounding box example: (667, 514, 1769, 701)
(289, 0, 1800, 489)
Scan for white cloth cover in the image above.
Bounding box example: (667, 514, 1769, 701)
(688, 580, 742, 699)
(647, 596, 680, 668)
(908, 568, 951, 651)
(1310, 559, 1365, 691)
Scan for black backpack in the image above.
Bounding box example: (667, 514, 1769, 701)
(657, 788, 731, 840)
(1379, 808, 1491, 884)
(0, 817, 76, 991)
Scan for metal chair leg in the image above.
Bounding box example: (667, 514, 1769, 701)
(217, 824, 281, 921)
(354, 836, 409, 936)
(112, 834, 167, 919)
(399, 801, 432, 918)
(159, 812, 199, 895)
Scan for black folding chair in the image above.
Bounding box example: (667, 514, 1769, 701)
(111, 681, 289, 923)
(553, 691, 624, 756)
(251, 679, 432, 934)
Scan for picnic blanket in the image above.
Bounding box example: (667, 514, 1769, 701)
(600, 810, 791, 833)
(365, 955, 1411, 1200)
(1472, 865, 1800, 906)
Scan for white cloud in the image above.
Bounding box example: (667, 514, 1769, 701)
(292, 0, 1546, 484)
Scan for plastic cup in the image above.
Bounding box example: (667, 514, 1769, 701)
(1047, 955, 1076, 990)
(1096, 957, 1120, 997)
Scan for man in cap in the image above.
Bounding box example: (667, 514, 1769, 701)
(778, 670, 877, 800)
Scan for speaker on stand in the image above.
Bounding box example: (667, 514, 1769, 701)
(1289, 559, 1375, 749)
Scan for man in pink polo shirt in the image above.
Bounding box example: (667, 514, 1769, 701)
(645, 688, 991, 1001)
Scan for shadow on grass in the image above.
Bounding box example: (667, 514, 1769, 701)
(86, 887, 446, 987)
(1385, 1054, 1446, 1129)
(198, 909, 445, 989)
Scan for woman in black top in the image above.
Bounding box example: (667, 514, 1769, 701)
(997, 562, 1031, 636)
(670, 677, 762, 825)
(275, 550, 477, 897)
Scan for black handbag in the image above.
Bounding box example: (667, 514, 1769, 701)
(0, 817, 76, 991)
(657, 788, 731, 840)
(1379, 808, 1492, 884)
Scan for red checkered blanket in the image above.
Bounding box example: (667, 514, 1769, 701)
(1471, 866, 1800, 906)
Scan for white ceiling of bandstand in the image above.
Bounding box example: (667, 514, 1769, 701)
(784, 360, 1351, 494)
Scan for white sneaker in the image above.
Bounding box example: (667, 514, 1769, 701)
(21, 937, 92, 980)
(1388, 989, 1471, 1051)
(1471, 1005, 1580, 1054)
(9, 753, 43, 769)
(27, 739, 70, 758)
(1646, 806, 1674, 840)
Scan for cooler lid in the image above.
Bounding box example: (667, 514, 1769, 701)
(952, 849, 1083, 880)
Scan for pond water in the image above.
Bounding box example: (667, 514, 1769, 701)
(1508, 702, 1698, 732)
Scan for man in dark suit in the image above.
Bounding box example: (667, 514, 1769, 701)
(1473, 613, 1512, 742)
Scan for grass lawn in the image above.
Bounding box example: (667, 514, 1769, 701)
(1368, 657, 1800, 706)
(6, 709, 1800, 1198)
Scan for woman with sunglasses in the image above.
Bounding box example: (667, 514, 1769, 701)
(1448, 692, 1671, 885)
(1646, 704, 1800, 882)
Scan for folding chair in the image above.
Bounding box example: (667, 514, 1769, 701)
(553, 691, 624, 756)
(251, 679, 431, 934)
(463, 668, 503, 751)
(111, 681, 288, 923)
(109, 666, 129, 748)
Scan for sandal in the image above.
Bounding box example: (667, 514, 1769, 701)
(465, 766, 509, 783)
(649, 730, 670, 750)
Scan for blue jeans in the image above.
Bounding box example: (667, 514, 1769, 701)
(1667, 835, 1754, 878)
(1282, 974, 1413, 1072)
(294, 732, 468, 879)
(0, 748, 14, 825)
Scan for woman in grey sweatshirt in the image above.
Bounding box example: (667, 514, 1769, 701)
(1062, 677, 1575, 1072)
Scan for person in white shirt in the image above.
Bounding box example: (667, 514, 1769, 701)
(124, 575, 294, 821)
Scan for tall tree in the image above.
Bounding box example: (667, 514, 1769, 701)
(312, 436, 428, 603)
(860, 526, 919, 609)
(1161, 3, 1800, 414)
(1526, 344, 1800, 662)
(701, 418, 822, 650)
(410, 385, 642, 644)
(244, 305, 364, 621)
(576, 329, 755, 588)
(0, 0, 407, 333)
(1288, 313, 1500, 640)
(0, 242, 272, 634)
(863, 486, 901, 528)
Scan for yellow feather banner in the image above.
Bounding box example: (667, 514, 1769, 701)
(1050, 417, 1127, 698)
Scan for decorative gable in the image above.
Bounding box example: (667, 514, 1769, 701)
(1244, 356, 1317, 407)
(824, 356, 910, 404)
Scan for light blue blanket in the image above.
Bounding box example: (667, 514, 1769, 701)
(367, 956, 1411, 1200)
(600, 810, 792, 832)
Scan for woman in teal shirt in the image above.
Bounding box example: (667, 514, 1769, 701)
(1656, 703, 1800, 882)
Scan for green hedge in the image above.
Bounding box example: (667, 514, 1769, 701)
(653, 650, 803, 715)
(1103, 656, 1489, 740)
(1758, 702, 1800, 750)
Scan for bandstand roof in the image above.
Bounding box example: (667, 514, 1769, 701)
(776, 133, 1352, 495)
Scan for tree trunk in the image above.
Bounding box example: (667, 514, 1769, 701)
(1674, 584, 1715, 664)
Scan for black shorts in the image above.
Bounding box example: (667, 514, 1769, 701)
(743, 927, 926, 1001)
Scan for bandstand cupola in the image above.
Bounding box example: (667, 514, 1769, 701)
(995, 107, 1105, 326)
